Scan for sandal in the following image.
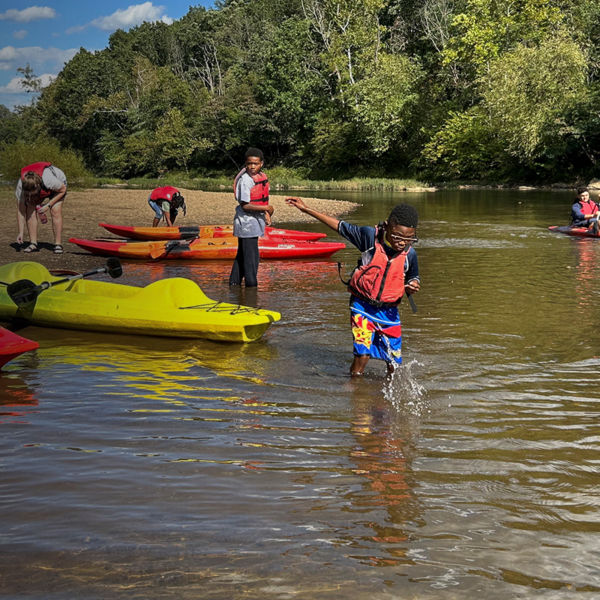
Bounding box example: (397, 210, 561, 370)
(23, 242, 39, 253)
(53, 244, 64, 255)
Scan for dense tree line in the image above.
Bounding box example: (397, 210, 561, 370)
(2, 0, 600, 182)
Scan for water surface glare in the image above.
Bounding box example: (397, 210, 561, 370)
(1, 190, 599, 599)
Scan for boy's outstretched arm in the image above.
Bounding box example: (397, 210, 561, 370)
(286, 197, 340, 233)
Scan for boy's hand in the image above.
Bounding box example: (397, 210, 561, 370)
(286, 197, 307, 211)
(406, 279, 420, 294)
(265, 212, 272, 226)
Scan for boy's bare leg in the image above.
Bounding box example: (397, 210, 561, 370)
(350, 355, 370, 376)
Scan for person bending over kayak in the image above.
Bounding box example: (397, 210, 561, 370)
(229, 147, 274, 287)
(148, 186, 186, 227)
(15, 161, 67, 254)
(571, 187, 600, 234)
(286, 197, 420, 377)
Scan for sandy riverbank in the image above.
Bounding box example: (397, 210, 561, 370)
(1, 189, 360, 273)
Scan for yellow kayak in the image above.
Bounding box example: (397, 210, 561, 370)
(0, 261, 280, 342)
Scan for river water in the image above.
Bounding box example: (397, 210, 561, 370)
(1, 189, 599, 599)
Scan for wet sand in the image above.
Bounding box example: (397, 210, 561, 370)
(1, 188, 359, 272)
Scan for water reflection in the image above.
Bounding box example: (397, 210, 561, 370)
(0, 373, 38, 424)
(572, 238, 600, 314)
(341, 375, 425, 568)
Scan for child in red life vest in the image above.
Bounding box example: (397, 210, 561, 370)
(571, 187, 600, 233)
(148, 186, 186, 227)
(286, 197, 420, 377)
(229, 148, 274, 287)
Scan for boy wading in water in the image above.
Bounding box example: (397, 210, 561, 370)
(229, 148, 274, 287)
(286, 198, 420, 377)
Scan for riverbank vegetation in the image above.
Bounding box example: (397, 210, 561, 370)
(2, 0, 600, 186)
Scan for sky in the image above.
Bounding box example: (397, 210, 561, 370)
(0, 1, 215, 109)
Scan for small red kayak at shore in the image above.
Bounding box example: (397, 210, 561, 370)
(99, 223, 327, 242)
(548, 225, 600, 238)
(0, 327, 39, 368)
(70, 236, 346, 260)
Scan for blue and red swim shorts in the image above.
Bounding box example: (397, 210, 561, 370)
(349, 297, 402, 364)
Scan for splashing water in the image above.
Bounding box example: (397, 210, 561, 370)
(381, 358, 427, 415)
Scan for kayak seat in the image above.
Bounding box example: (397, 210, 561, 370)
(135, 277, 211, 308)
(0, 261, 52, 286)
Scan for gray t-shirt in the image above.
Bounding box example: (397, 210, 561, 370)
(232, 171, 266, 238)
(15, 165, 67, 202)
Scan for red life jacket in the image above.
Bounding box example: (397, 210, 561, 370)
(233, 169, 270, 206)
(578, 198, 599, 217)
(348, 227, 407, 307)
(150, 186, 180, 204)
(21, 161, 53, 200)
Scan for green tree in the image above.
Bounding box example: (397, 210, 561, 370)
(16, 64, 42, 94)
(0, 105, 25, 146)
(350, 52, 423, 155)
(423, 34, 588, 179)
(421, 108, 505, 179)
(155, 108, 207, 172)
(441, 0, 564, 97)
(482, 35, 587, 163)
(0, 139, 91, 183)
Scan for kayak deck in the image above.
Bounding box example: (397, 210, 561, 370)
(100, 223, 327, 242)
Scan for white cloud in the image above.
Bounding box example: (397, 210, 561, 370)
(90, 2, 171, 31)
(13, 30, 28, 40)
(0, 72, 55, 94)
(0, 6, 56, 23)
(0, 45, 78, 73)
(65, 24, 86, 35)
(66, 2, 172, 35)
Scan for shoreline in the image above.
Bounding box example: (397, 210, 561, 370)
(0, 188, 360, 274)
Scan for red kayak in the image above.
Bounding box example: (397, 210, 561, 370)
(99, 223, 327, 242)
(69, 237, 346, 260)
(548, 225, 600, 238)
(0, 327, 39, 368)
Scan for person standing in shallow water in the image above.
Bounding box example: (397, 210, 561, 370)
(286, 197, 420, 377)
(229, 148, 274, 287)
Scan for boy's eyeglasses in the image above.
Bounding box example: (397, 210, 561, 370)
(388, 234, 418, 244)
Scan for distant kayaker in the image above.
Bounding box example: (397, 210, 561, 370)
(571, 187, 600, 234)
(15, 162, 67, 254)
(286, 197, 420, 377)
(148, 186, 186, 227)
(229, 147, 274, 287)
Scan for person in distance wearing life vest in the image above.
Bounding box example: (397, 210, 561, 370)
(15, 162, 67, 254)
(148, 186, 186, 227)
(229, 147, 274, 287)
(571, 187, 600, 234)
(286, 197, 420, 377)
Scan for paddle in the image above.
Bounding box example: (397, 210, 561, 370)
(7, 258, 123, 308)
(406, 294, 417, 313)
(149, 239, 189, 260)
